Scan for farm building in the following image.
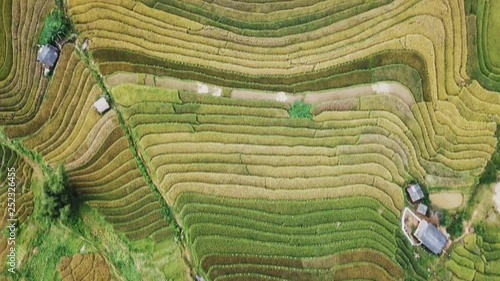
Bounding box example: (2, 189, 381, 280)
(413, 220, 448, 255)
(93, 97, 110, 114)
(37, 44, 59, 73)
(407, 183, 424, 202)
(417, 203, 428, 215)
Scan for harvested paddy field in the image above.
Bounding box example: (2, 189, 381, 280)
(430, 192, 465, 210)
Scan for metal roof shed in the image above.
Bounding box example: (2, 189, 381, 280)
(414, 220, 448, 255)
(417, 203, 428, 215)
(93, 97, 110, 114)
(407, 183, 424, 202)
(37, 44, 59, 68)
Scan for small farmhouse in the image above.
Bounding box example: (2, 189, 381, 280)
(407, 183, 424, 202)
(93, 97, 110, 114)
(37, 44, 59, 74)
(417, 203, 428, 215)
(413, 220, 448, 255)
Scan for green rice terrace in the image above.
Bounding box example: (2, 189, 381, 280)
(1, 0, 500, 280)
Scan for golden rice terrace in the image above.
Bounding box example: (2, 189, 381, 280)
(1, 0, 500, 280)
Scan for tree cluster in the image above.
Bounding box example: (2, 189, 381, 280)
(40, 164, 74, 220)
(39, 9, 70, 45)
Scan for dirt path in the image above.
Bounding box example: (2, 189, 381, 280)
(104, 73, 416, 106)
(231, 90, 303, 104)
(105, 72, 137, 87)
(233, 82, 416, 105)
(494, 182, 500, 213)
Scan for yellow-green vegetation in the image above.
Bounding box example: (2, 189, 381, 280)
(113, 83, 497, 280)
(1, 37, 189, 280)
(1, 0, 500, 279)
(0, 0, 52, 124)
(0, 145, 34, 278)
(58, 253, 111, 281)
(470, 0, 500, 91)
(445, 228, 500, 281)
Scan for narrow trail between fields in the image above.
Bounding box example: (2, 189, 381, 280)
(494, 181, 500, 214)
(105, 72, 417, 106)
(74, 46, 195, 274)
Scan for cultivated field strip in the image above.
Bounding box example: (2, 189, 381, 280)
(4, 45, 78, 139)
(139, 0, 393, 37)
(0, 0, 52, 124)
(201, 249, 406, 281)
(472, 0, 500, 92)
(58, 253, 111, 281)
(175, 193, 420, 280)
(114, 84, 496, 194)
(66, 117, 170, 241)
(446, 230, 500, 280)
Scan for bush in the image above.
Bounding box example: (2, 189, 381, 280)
(447, 211, 465, 239)
(289, 100, 312, 119)
(40, 9, 70, 45)
(479, 160, 498, 184)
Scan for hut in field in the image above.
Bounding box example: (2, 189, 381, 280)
(417, 203, 428, 215)
(413, 220, 448, 255)
(407, 183, 424, 202)
(93, 97, 110, 114)
(37, 44, 59, 75)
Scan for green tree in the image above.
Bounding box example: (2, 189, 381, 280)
(39, 9, 70, 45)
(40, 164, 75, 220)
(289, 100, 312, 119)
(447, 211, 465, 239)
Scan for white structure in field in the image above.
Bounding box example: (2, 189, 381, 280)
(212, 87, 222, 97)
(197, 82, 209, 94)
(417, 203, 428, 215)
(94, 97, 110, 114)
(197, 82, 222, 96)
(372, 82, 391, 94)
(276, 92, 288, 102)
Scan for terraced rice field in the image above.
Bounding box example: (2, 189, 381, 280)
(0, 0, 53, 124)
(113, 83, 484, 279)
(3, 42, 172, 242)
(0, 145, 35, 275)
(446, 228, 500, 280)
(1, 38, 188, 278)
(468, 0, 500, 92)
(1, 0, 500, 279)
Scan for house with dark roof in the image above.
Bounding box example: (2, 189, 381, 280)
(413, 220, 448, 255)
(407, 183, 424, 202)
(37, 44, 59, 75)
